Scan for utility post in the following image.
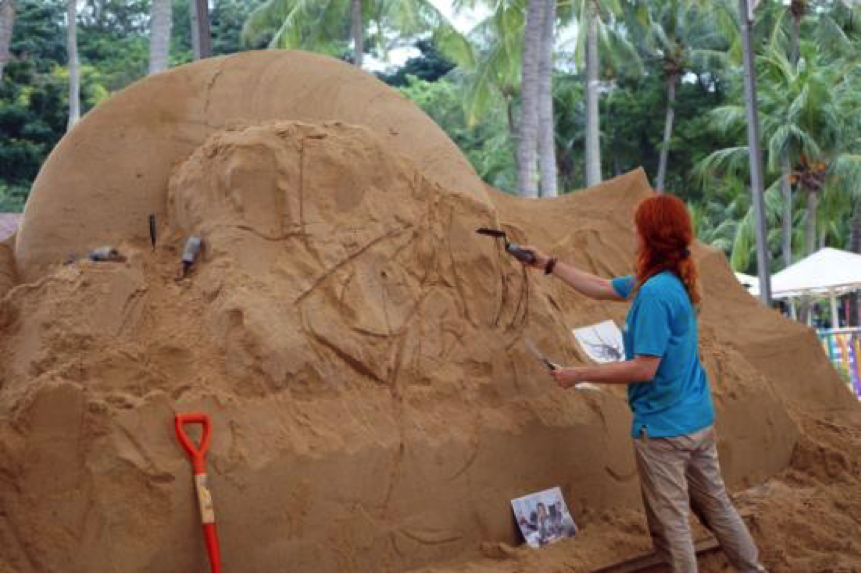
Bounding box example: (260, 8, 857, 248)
(739, 0, 772, 306)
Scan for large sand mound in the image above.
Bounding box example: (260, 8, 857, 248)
(0, 52, 857, 572)
(14, 50, 490, 283)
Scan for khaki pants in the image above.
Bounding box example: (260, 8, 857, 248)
(633, 425, 766, 573)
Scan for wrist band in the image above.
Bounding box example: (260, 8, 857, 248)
(544, 257, 557, 275)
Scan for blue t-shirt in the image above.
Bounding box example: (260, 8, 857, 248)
(611, 271, 714, 438)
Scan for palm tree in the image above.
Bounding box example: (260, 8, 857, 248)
(350, 0, 362, 67)
(0, 0, 15, 82)
(149, 0, 172, 74)
(242, 0, 469, 70)
(625, 0, 727, 193)
(583, 0, 600, 186)
(459, 0, 523, 138)
(190, 0, 211, 59)
(464, 0, 635, 193)
(67, 0, 79, 130)
(457, 0, 526, 191)
(568, 0, 633, 187)
(781, 0, 859, 265)
(696, 43, 859, 271)
(516, 0, 544, 197)
(537, 0, 557, 197)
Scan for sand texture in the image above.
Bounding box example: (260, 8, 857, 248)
(15, 50, 490, 283)
(0, 52, 858, 572)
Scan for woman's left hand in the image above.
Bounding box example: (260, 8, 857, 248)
(551, 367, 588, 389)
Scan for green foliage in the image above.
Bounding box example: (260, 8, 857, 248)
(78, 0, 150, 92)
(211, 0, 268, 55)
(240, 0, 468, 67)
(399, 74, 516, 191)
(595, 73, 733, 200)
(0, 183, 28, 212)
(9, 0, 66, 70)
(0, 1, 67, 189)
(377, 39, 454, 86)
(0, 0, 265, 205)
(695, 9, 861, 271)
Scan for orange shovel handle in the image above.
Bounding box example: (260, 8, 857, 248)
(175, 413, 211, 475)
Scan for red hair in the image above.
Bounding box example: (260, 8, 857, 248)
(633, 195, 700, 305)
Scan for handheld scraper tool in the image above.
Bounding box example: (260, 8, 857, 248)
(476, 228, 537, 264)
(524, 339, 560, 371)
(525, 339, 602, 391)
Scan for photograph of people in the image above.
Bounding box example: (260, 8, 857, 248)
(536, 502, 550, 545)
(520, 195, 765, 572)
(512, 487, 578, 548)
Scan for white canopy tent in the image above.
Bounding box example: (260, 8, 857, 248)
(747, 248, 861, 327)
(734, 272, 758, 293)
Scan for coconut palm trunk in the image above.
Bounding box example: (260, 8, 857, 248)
(538, 0, 557, 197)
(149, 0, 173, 74)
(350, 0, 363, 68)
(780, 0, 805, 266)
(67, 0, 79, 131)
(789, 0, 804, 64)
(655, 72, 677, 193)
(780, 155, 793, 266)
(0, 0, 15, 82)
(805, 188, 818, 255)
(517, 0, 544, 197)
(190, 0, 211, 60)
(584, 0, 601, 187)
(796, 187, 819, 324)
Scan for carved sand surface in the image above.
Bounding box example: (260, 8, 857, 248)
(0, 52, 857, 572)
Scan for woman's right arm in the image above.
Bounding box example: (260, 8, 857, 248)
(520, 245, 625, 302)
(550, 260, 625, 301)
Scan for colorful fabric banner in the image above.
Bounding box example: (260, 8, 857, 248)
(818, 329, 861, 398)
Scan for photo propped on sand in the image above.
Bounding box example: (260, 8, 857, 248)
(511, 487, 578, 548)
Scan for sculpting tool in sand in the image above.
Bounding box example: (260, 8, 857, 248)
(180, 236, 203, 278)
(476, 228, 537, 264)
(525, 338, 560, 370)
(149, 214, 157, 250)
(525, 339, 601, 391)
(175, 413, 222, 573)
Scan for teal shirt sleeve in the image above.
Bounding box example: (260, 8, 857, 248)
(631, 291, 672, 358)
(611, 274, 635, 299)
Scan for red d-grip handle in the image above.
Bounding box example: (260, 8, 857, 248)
(175, 413, 211, 475)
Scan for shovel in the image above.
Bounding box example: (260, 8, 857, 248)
(175, 413, 222, 573)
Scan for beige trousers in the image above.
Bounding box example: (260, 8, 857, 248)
(633, 425, 766, 573)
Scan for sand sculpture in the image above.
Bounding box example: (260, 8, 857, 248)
(0, 51, 857, 572)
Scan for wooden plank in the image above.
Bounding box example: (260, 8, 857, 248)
(595, 537, 720, 573)
(594, 510, 755, 573)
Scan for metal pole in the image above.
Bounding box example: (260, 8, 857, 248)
(830, 290, 840, 328)
(739, 0, 772, 306)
